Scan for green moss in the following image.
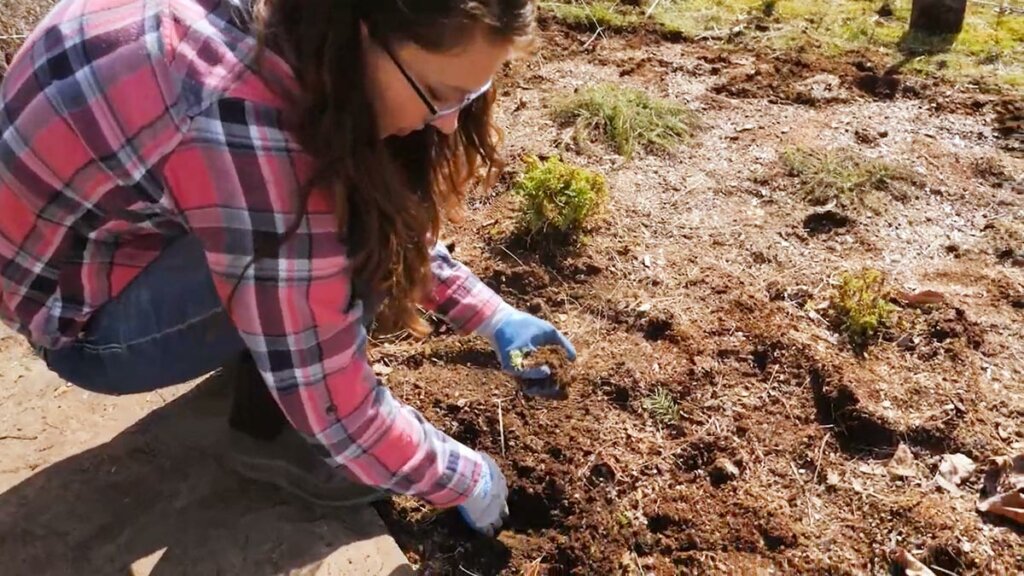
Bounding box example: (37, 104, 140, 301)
(552, 84, 700, 157)
(542, 1, 640, 30)
(514, 156, 608, 236)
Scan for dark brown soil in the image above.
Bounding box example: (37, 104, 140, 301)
(373, 19, 1024, 576)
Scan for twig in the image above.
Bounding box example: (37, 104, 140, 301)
(499, 245, 525, 267)
(632, 550, 646, 575)
(458, 567, 483, 576)
(644, 0, 663, 18)
(572, 0, 608, 48)
(811, 431, 830, 485)
(0, 431, 39, 442)
(497, 399, 506, 457)
(0, 34, 29, 41)
(581, 27, 603, 50)
(790, 461, 805, 485)
(930, 565, 959, 576)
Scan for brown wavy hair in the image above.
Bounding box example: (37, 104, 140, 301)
(245, 0, 535, 334)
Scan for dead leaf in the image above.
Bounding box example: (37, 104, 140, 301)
(889, 547, 936, 576)
(982, 455, 1024, 497)
(935, 453, 976, 494)
(858, 462, 887, 476)
(897, 290, 946, 306)
(977, 455, 1024, 525)
(887, 443, 917, 478)
(978, 489, 1024, 524)
(371, 363, 393, 377)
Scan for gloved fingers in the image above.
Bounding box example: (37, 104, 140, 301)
(519, 364, 552, 380)
(534, 328, 578, 361)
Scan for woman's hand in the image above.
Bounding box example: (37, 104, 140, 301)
(483, 306, 577, 379)
(458, 452, 509, 536)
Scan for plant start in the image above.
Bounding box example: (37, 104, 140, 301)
(514, 155, 608, 237)
(829, 268, 898, 350)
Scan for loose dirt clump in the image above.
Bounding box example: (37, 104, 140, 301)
(516, 346, 574, 400)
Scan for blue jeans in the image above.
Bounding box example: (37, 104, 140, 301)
(45, 236, 247, 395)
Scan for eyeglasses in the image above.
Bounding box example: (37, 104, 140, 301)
(379, 40, 492, 122)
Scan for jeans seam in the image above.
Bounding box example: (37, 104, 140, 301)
(75, 307, 229, 353)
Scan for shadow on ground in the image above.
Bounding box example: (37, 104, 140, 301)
(0, 374, 413, 576)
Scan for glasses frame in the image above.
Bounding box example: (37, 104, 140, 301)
(378, 40, 492, 122)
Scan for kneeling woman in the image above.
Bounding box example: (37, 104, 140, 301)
(0, 0, 574, 535)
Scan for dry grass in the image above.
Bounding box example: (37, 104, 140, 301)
(781, 146, 916, 211)
(552, 83, 701, 157)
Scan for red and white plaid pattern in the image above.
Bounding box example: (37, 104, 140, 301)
(0, 0, 506, 506)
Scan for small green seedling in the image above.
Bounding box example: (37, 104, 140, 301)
(553, 84, 700, 157)
(509, 349, 527, 372)
(514, 155, 608, 237)
(830, 268, 898, 349)
(642, 387, 679, 426)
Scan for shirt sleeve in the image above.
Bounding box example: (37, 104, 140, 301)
(425, 242, 507, 334)
(161, 96, 485, 507)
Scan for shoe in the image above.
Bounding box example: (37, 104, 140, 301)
(223, 353, 389, 507)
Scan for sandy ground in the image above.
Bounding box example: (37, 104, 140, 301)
(0, 325, 412, 576)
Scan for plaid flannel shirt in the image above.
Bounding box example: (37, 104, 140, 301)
(0, 0, 506, 506)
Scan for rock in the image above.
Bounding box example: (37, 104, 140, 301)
(935, 453, 975, 494)
(855, 127, 881, 145)
(791, 73, 844, 105)
(887, 443, 918, 478)
(709, 458, 740, 485)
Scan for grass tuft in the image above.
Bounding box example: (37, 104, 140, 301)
(781, 146, 915, 211)
(552, 84, 701, 157)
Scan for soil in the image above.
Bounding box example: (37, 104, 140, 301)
(3, 5, 1024, 576)
(371, 20, 1024, 576)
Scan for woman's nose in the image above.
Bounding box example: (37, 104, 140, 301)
(430, 111, 460, 135)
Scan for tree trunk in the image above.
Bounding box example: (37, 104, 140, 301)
(909, 0, 968, 36)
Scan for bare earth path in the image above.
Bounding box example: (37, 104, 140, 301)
(0, 325, 413, 576)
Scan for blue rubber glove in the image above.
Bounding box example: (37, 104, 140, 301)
(457, 452, 509, 536)
(477, 304, 577, 379)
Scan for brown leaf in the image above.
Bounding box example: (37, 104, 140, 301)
(889, 547, 936, 576)
(978, 489, 1024, 524)
(981, 455, 1024, 497)
(887, 443, 917, 478)
(897, 290, 945, 306)
(934, 453, 976, 494)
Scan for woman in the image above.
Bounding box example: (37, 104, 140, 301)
(0, 0, 575, 536)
